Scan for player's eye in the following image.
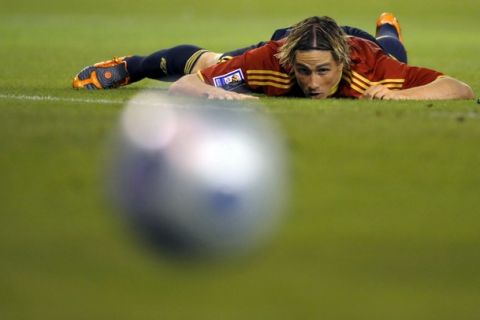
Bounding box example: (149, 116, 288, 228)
(316, 67, 330, 74)
(295, 66, 311, 75)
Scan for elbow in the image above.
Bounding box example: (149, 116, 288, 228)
(460, 83, 475, 100)
(445, 76, 475, 100)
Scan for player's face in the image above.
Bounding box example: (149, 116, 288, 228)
(293, 50, 343, 99)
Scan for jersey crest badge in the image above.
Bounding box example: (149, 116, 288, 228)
(213, 69, 245, 91)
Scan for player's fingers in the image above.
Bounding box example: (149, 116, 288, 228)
(207, 93, 222, 100)
(374, 88, 394, 100)
(236, 94, 259, 100)
(360, 86, 375, 99)
(227, 93, 257, 100)
(381, 90, 406, 100)
(365, 86, 382, 99)
(363, 85, 388, 100)
(206, 92, 258, 101)
(208, 93, 227, 100)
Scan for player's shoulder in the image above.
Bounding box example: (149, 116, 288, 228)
(243, 40, 285, 67)
(268, 39, 286, 49)
(246, 39, 285, 55)
(347, 35, 386, 66)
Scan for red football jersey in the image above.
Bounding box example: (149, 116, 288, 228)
(335, 37, 444, 98)
(198, 37, 444, 98)
(198, 40, 294, 96)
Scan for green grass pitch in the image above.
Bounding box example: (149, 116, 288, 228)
(1, 0, 479, 319)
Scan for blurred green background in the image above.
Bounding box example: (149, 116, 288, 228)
(1, 0, 479, 319)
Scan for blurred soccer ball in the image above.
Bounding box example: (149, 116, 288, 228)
(107, 92, 288, 258)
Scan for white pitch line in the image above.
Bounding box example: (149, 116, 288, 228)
(2, 93, 477, 119)
(0, 93, 124, 105)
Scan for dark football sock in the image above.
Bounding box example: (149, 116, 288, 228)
(125, 45, 207, 82)
(376, 24, 408, 63)
(376, 23, 399, 39)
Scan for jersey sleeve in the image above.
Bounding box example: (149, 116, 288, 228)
(198, 41, 294, 96)
(198, 52, 250, 92)
(374, 54, 443, 89)
(346, 37, 443, 95)
(402, 65, 444, 88)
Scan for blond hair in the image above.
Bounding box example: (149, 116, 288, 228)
(276, 16, 350, 72)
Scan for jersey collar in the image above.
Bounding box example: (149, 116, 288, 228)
(327, 72, 343, 97)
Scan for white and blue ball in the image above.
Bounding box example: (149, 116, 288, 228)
(108, 92, 288, 258)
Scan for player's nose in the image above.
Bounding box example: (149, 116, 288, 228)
(307, 74, 321, 91)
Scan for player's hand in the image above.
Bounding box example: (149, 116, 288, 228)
(205, 91, 259, 100)
(361, 85, 405, 100)
(168, 73, 259, 101)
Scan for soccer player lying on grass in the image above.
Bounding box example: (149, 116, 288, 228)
(72, 13, 474, 101)
(73, 13, 407, 90)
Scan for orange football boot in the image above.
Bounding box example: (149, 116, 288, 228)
(376, 12, 404, 43)
(72, 57, 130, 89)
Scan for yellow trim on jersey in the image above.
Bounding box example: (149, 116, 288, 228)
(350, 76, 402, 91)
(219, 55, 233, 62)
(246, 70, 293, 89)
(327, 73, 343, 97)
(328, 83, 339, 96)
(383, 83, 404, 89)
(342, 75, 364, 94)
(196, 70, 205, 82)
(246, 70, 291, 78)
(352, 71, 405, 86)
(248, 81, 294, 89)
(247, 75, 292, 84)
(351, 83, 365, 94)
(351, 77, 369, 90)
(184, 49, 209, 74)
(343, 71, 406, 94)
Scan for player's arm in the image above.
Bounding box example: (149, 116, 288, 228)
(168, 73, 258, 100)
(359, 49, 474, 101)
(362, 76, 475, 100)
